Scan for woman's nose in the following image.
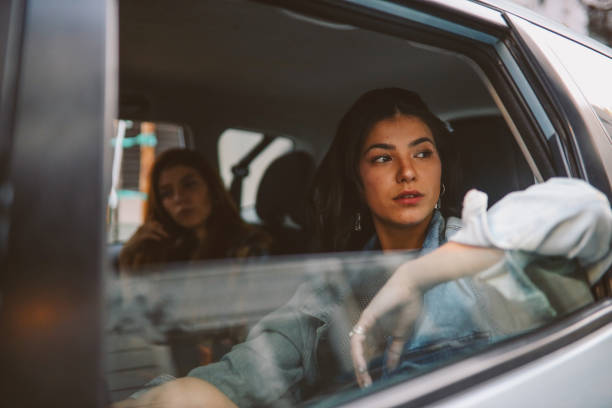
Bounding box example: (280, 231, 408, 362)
(171, 189, 185, 203)
(397, 159, 416, 183)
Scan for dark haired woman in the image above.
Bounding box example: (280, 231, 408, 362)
(115, 90, 611, 407)
(118, 148, 271, 273)
(311, 87, 460, 253)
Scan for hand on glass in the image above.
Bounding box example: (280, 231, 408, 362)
(350, 242, 504, 388)
(126, 221, 170, 245)
(349, 269, 423, 388)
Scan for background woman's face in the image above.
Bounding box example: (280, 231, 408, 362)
(358, 114, 442, 230)
(158, 165, 212, 230)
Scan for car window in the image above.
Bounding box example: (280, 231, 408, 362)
(107, 120, 187, 243)
(104, 0, 606, 406)
(105, 246, 596, 405)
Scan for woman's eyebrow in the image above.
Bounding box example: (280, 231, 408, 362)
(363, 137, 435, 154)
(408, 137, 435, 147)
(363, 143, 395, 154)
(180, 173, 197, 182)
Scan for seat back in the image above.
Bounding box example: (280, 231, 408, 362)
(255, 150, 316, 254)
(446, 115, 534, 211)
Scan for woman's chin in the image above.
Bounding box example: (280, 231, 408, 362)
(385, 212, 434, 229)
(175, 220, 201, 230)
(177, 218, 209, 232)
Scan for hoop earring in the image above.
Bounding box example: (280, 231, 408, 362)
(441, 183, 446, 197)
(353, 212, 362, 232)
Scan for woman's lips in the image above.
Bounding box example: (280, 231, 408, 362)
(393, 191, 424, 205)
(176, 208, 194, 218)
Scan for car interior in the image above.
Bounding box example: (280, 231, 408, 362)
(118, 0, 533, 214)
(105, 0, 538, 403)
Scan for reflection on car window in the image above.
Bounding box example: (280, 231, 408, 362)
(104, 234, 600, 406)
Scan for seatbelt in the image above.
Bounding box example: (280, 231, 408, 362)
(229, 134, 275, 206)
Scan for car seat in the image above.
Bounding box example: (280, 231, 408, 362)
(445, 115, 534, 211)
(255, 150, 316, 254)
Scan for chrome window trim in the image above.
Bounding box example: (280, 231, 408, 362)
(494, 42, 557, 142)
(418, 0, 507, 28)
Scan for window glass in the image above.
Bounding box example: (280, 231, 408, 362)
(105, 246, 596, 405)
(218, 129, 293, 222)
(527, 24, 612, 139)
(107, 120, 186, 243)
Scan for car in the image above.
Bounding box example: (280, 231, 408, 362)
(1, 0, 612, 407)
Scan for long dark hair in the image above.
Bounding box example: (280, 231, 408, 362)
(146, 148, 250, 259)
(311, 88, 460, 252)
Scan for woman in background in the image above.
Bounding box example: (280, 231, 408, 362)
(118, 148, 270, 273)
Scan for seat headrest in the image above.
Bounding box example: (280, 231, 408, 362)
(446, 115, 533, 209)
(256, 151, 316, 228)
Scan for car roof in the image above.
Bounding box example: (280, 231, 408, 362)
(119, 0, 498, 157)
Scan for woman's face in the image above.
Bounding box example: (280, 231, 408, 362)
(358, 114, 442, 231)
(158, 165, 212, 230)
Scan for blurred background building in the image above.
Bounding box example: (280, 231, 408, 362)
(511, 0, 612, 45)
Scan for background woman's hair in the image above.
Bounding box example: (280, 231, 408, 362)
(146, 148, 249, 259)
(310, 88, 460, 252)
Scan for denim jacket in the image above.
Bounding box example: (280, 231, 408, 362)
(136, 178, 612, 407)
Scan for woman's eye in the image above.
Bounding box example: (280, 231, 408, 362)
(371, 155, 391, 163)
(160, 190, 172, 199)
(184, 180, 201, 191)
(414, 150, 433, 159)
